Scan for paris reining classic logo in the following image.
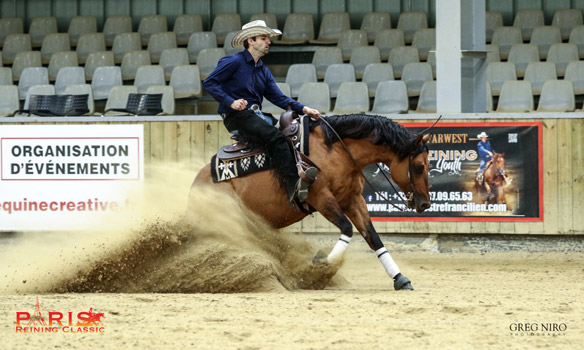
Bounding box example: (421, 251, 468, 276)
(16, 297, 105, 333)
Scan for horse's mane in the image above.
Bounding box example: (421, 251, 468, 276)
(312, 114, 418, 160)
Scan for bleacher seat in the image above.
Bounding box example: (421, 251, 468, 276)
(486, 81, 494, 112)
(350, 46, 381, 79)
(491, 27, 522, 60)
(312, 47, 343, 79)
(374, 29, 405, 61)
(333, 82, 369, 114)
(486, 11, 503, 43)
(223, 31, 244, 55)
(337, 30, 368, 61)
(0, 17, 23, 48)
(160, 48, 189, 81)
(397, 12, 428, 44)
(250, 13, 279, 31)
(68, 16, 97, 47)
(297, 82, 331, 114)
(310, 12, 350, 44)
(546, 43, 578, 77)
(138, 15, 168, 46)
(146, 85, 175, 115)
(530, 26, 562, 60)
(537, 80, 575, 112)
(524, 62, 557, 95)
(324, 63, 356, 98)
(147, 32, 177, 63)
(552, 9, 583, 41)
(29, 16, 57, 48)
(0, 67, 12, 85)
(361, 12, 391, 44)
(277, 13, 314, 44)
(507, 44, 539, 78)
(23, 84, 55, 111)
(496, 80, 534, 112)
(173, 14, 203, 46)
(426, 49, 436, 78)
(64, 84, 95, 114)
(11, 51, 41, 81)
(371, 80, 408, 114)
(412, 28, 435, 61)
(0, 85, 19, 116)
(212, 14, 241, 45)
(104, 85, 138, 115)
(40, 33, 71, 64)
(569, 25, 584, 58)
(84, 51, 114, 80)
(261, 82, 289, 114)
(112, 32, 141, 64)
(48, 51, 78, 81)
(485, 44, 501, 64)
(187, 32, 217, 63)
(103, 15, 132, 47)
(285, 63, 317, 98)
(54, 66, 85, 95)
(76, 33, 105, 65)
(362, 63, 394, 97)
(388, 46, 419, 79)
(17, 68, 49, 101)
(121, 50, 151, 80)
(564, 61, 584, 94)
(197, 48, 225, 79)
(402, 62, 433, 97)
(134, 65, 165, 93)
(3, 34, 32, 64)
(513, 9, 544, 42)
(91, 66, 122, 100)
(486, 62, 516, 96)
(413, 80, 436, 113)
(169, 65, 202, 99)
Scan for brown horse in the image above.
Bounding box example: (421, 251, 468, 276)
(190, 114, 432, 290)
(475, 152, 508, 205)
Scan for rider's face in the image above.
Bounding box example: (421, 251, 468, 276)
(481, 137, 487, 142)
(249, 35, 271, 56)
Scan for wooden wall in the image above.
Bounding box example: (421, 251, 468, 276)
(132, 117, 583, 236)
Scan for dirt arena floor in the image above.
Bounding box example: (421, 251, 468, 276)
(1, 165, 582, 349)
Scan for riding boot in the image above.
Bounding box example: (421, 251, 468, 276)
(295, 167, 318, 202)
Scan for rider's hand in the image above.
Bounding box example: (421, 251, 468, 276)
(303, 106, 320, 120)
(231, 99, 248, 111)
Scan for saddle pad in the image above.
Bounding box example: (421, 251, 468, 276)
(211, 152, 272, 183)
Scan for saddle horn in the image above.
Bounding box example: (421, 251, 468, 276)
(279, 102, 299, 131)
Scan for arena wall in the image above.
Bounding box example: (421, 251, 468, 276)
(3, 113, 583, 235)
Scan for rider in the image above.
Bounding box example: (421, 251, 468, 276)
(476, 131, 493, 185)
(202, 20, 320, 205)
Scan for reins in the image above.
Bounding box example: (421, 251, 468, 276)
(318, 117, 409, 211)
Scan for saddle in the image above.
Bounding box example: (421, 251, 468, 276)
(217, 106, 319, 178)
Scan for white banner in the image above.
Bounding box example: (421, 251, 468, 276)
(0, 125, 144, 230)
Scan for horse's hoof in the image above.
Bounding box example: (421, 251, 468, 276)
(393, 274, 414, 291)
(311, 249, 328, 266)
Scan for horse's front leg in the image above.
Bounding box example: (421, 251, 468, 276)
(345, 196, 414, 291)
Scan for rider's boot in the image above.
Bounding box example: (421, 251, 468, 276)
(294, 167, 318, 203)
(476, 173, 484, 186)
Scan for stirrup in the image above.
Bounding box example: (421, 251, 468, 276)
(296, 167, 318, 202)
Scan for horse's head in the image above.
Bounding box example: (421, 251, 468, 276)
(390, 133, 431, 213)
(492, 152, 506, 176)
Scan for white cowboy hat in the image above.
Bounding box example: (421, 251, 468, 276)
(231, 20, 282, 48)
(477, 132, 489, 138)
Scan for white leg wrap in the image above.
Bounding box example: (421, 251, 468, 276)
(327, 234, 352, 263)
(376, 247, 400, 278)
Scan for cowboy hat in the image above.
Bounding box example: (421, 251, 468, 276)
(231, 20, 282, 48)
(477, 132, 489, 138)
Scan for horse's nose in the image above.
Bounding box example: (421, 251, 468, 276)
(420, 202, 430, 210)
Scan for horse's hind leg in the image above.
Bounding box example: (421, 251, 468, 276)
(345, 197, 414, 291)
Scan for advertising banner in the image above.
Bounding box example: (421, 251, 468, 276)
(364, 122, 542, 222)
(0, 125, 144, 230)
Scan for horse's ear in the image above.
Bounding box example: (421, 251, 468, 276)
(414, 133, 431, 148)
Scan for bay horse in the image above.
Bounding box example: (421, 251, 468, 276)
(475, 152, 508, 205)
(190, 114, 432, 290)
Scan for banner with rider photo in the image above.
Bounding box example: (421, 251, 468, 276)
(364, 122, 542, 221)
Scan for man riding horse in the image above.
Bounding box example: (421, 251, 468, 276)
(202, 20, 321, 205)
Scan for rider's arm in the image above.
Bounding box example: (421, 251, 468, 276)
(262, 69, 305, 114)
(202, 55, 240, 109)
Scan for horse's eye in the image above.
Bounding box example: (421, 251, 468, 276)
(414, 164, 425, 174)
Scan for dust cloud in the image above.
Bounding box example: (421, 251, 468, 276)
(0, 163, 342, 294)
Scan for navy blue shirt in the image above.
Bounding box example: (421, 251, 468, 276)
(202, 50, 305, 115)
